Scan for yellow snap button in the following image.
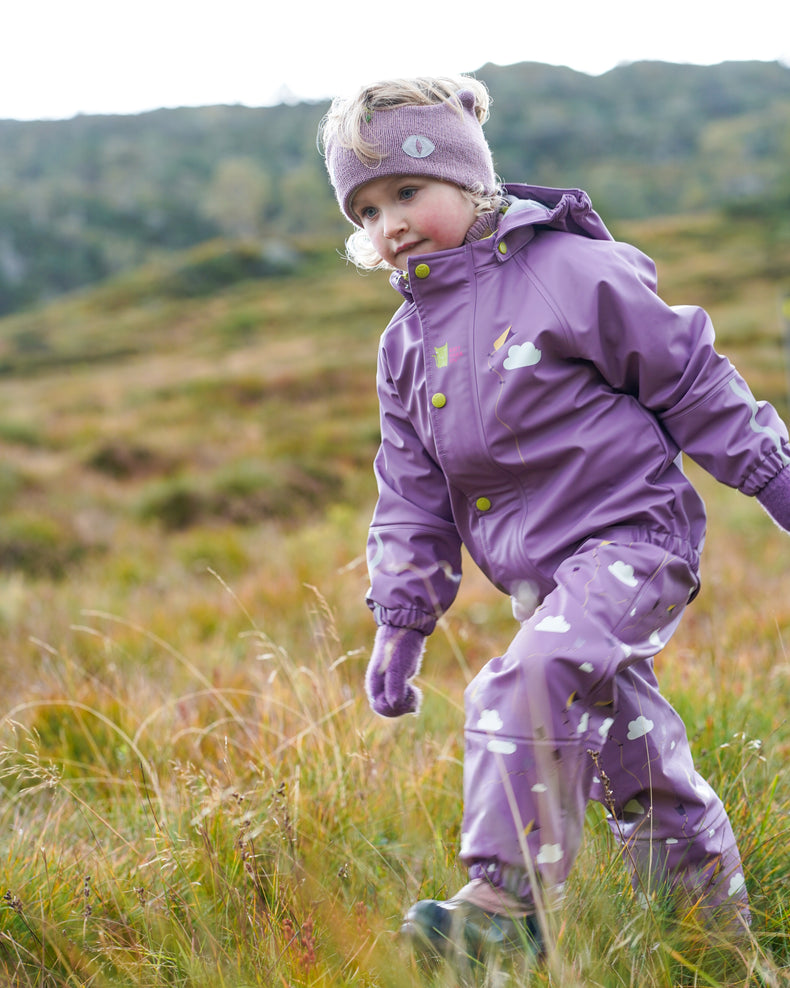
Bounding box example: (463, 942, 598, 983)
(497, 242, 508, 255)
(476, 496, 492, 512)
(431, 393, 447, 408)
(414, 263, 431, 279)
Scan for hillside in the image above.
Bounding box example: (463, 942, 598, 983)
(0, 208, 790, 986)
(0, 205, 788, 597)
(1, 59, 789, 315)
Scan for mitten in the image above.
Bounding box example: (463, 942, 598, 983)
(757, 466, 790, 532)
(365, 625, 427, 718)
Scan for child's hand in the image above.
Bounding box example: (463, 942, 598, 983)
(757, 466, 790, 532)
(366, 625, 427, 717)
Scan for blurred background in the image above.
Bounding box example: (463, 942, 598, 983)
(1, 6, 789, 985)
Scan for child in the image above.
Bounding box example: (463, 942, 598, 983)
(319, 75, 790, 960)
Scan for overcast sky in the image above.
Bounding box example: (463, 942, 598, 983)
(2, 0, 789, 121)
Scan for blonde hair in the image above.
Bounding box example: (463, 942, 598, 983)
(319, 75, 505, 270)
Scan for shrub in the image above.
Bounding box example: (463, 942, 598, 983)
(136, 477, 208, 531)
(0, 511, 86, 577)
(159, 241, 300, 298)
(85, 440, 176, 480)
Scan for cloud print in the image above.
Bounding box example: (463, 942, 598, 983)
(627, 715, 655, 740)
(487, 739, 517, 754)
(477, 709, 503, 732)
(608, 560, 638, 587)
(536, 615, 571, 634)
(598, 716, 615, 738)
(536, 843, 564, 864)
(504, 341, 541, 369)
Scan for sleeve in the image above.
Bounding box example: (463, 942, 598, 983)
(365, 346, 463, 636)
(552, 237, 790, 495)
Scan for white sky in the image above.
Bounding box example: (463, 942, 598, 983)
(2, 0, 789, 120)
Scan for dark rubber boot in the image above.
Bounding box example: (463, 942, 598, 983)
(401, 896, 543, 965)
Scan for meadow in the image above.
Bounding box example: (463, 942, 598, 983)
(0, 211, 789, 986)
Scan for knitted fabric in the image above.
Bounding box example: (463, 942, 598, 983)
(325, 90, 497, 225)
(756, 465, 790, 531)
(365, 625, 426, 717)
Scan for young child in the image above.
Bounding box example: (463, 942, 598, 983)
(319, 75, 790, 960)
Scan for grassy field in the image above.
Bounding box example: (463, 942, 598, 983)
(0, 212, 789, 986)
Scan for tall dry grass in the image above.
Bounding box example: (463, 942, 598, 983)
(0, 215, 789, 985)
(1, 469, 788, 987)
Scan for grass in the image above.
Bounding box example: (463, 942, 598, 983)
(0, 211, 789, 985)
(2, 512, 789, 987)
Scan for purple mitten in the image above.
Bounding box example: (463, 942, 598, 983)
(757, 466, 790, 532)
(365, 625, 427, 717)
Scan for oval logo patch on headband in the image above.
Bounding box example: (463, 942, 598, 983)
(402, 135, 435, 159)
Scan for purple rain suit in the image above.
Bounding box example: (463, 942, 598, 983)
(365, 185, 789, 924)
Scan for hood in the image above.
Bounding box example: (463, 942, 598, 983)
(498, 184, 614, 242)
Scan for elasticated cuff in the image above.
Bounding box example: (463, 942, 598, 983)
(756, 465, 790, 532)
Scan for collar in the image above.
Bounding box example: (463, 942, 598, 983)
(463, 208, 502, 244)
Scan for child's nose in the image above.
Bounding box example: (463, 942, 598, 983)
(383, 209, 407, 239)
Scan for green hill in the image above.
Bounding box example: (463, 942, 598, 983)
(1, 59, 789, 315)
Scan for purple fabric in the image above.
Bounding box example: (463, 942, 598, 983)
(365, 625, 426, 717)
(462, 539, 750, 928)
(324, 89, 497, 225)
(757, 465, 790, 531)
(358, 182, 785, 931)
(366, 185, 790, 634)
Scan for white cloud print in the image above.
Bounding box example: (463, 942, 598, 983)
(536, 615, 571, 634)
(608, 560, 638, 587)
(487, 739, 517, 754)
(598, 716, 615, 738)
(627, 715, 655, 740)
(536, 843, 564, 864)
(504, 342, 541, 369)
(477, 709, 503, 732)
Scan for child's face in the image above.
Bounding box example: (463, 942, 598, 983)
(352, 175, 478, 269)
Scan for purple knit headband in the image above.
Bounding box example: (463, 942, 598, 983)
(325, 90, 498, 225)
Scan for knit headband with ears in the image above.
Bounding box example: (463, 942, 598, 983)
(325, 90, 498, 225)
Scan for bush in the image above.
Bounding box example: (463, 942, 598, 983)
(136, 477, 208, 531)
(0, 511, 86, 577)
(85, 440, 177, 480)
(159, 241, 301, 298)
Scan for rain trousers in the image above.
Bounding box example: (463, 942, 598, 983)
(365, 185, 790, 923)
